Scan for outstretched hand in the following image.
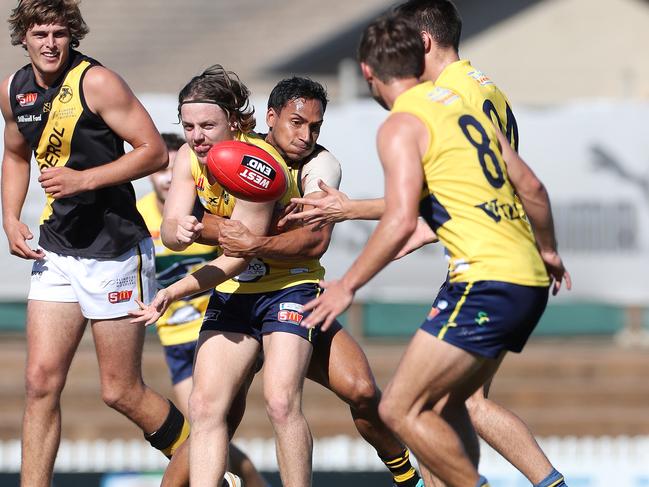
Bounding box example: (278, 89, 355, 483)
(128, 289, 173, 326)
(279, 179, 349, 227)
(300, 279, 354, 332)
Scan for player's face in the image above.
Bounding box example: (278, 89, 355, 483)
(266, 98, 323, 162)
(150, 150, 176, 203)
(180, 102, 236, 164)
(23, 23, 71, 86)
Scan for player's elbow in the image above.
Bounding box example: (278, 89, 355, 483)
(519, 176, 547, 202)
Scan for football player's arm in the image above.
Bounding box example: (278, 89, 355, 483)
(283, 184, 385, 225)
(302, 113, 425, 329)
(194, 212, 226, 246)
(497, 129, 571, 294)
(496, 130, 556, 252)
(131, 198, 274, 325)
(38, 66, 167, 199)
(219, 150, 341, 260)
(161, 144, 204, 251)
(1, 76, 44, 260)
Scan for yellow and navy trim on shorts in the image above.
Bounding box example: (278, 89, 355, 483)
(421, 280, 549, 359)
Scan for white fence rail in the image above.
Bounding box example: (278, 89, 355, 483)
(3, 435, 649, 485)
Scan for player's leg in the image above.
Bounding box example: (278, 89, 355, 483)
(262, 330, 313, 487)
(189, 330, 261, 487)
(379, 330, 497, 487)
(308, 325, 422, 487)
(21, 300, 86, 487)
(92, 315, 187, 449)
(466, 378, 566, 486)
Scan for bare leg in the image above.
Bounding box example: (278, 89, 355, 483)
(466, 379, 554, 484)
(379, 330, 501, 487)
(189, 331, 260, 487)
(162, 359, 268, 487)
(308, 327, 405, 457)
(92, 316, 171, 433)
(21, 301, 86, 487)
(230, 443, 269, 487)
(263, 331, 313, 487)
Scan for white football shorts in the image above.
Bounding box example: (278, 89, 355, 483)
(28, 238, 156, 320)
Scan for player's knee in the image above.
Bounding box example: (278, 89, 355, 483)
(265, 390, 300, 426)
(465, 390, 487, 423)
(101, 381, 141, 413)
(188, 388, 226, 426)
(378, 392, 406, 434)
(24, 364, 65, 401)
(344, 376, 380, 412)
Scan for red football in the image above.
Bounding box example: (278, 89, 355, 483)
(206, 140, 288, 202)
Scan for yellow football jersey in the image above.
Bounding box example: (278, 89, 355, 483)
(436, 60, 518, 151)
(391, 82, 549, 286)
(137, 192, 217, 346)
(190, 132, 325, 293)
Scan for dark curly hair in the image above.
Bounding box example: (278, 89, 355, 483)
(8, 0, 89, 49)
(178, 64, 256, 134)
(267, 76, 329, 114)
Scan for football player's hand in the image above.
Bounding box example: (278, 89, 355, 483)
(540, 250, 572, 295)
(394, 218, 438, 259)
(219, 220, 261, 258)
(39, 167, 89, 198)
(176, 215, 204, 246)
(301, 279, 354, 332)
(283, 180, 349, 226)
(129, 289, 172, 326)
(3, 218, 44, 260)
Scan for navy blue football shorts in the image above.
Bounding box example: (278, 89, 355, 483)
(163, 341, 197, 385)
(201, 283, 325, 343)
(421, 280, 549, 359)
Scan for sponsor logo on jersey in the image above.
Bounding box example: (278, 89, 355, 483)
(196, 176, 205, 191)
(17, 114, 42, 123)
(53, 107, 76, 119)
(16, 92, 37, 106)
(58, 85, 73, 103)
(39, 126, 65, 170)
(238, 155, 276, 190)
(427, 87, 459, 106)
(43, 102, 52, 113)
(233, 258, 268, 282)
(289, 267, 309, 275)
(475, 198, 522, 223)
(468, 70, 493, 86)
(108, 289, 133, 304)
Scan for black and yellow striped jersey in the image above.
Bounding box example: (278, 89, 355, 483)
(9, 49, 149, 258)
